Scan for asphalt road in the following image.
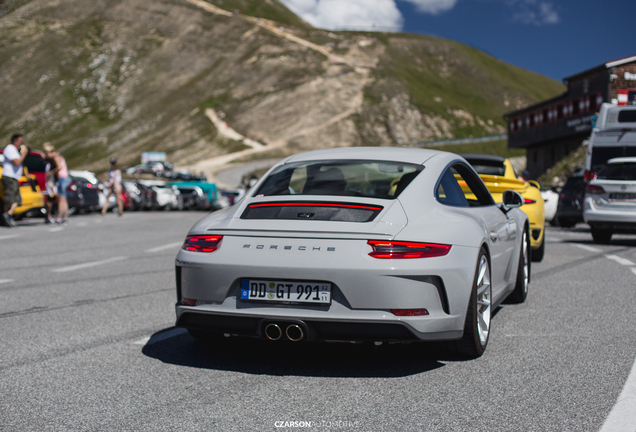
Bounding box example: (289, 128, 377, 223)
(1, 212, 635, 431)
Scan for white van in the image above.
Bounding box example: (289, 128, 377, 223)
(585, 103, 636, 181)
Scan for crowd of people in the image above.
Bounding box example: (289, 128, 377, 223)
(1, 135, 124, 228)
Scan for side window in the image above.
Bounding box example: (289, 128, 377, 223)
(452, 162, 496, 207)
(436, 168, 469, 207)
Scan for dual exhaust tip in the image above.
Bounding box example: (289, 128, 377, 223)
(264, 323, 305, 342)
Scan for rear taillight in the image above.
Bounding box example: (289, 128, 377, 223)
(183, 235, 223, 253)
(392, 309, 429, 316)
(524, 198, 536, 204)
(367, 240, 451, 259)
(586, 184, 605, 195)
(68, 182, 77, 192)
(584, 170, 596, 182)
(18, 179, 30, 186)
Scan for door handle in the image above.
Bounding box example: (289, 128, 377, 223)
(489, 232, 498, 242)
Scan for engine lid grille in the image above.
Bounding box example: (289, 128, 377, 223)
(240, 201, 383, 222)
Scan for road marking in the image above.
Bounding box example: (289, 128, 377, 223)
(574, 244, 603, 253)
(0, 234, 21, 240)
(49, 227, 64, 232)
(53, 256, 127, 273)
(145, 241, 183, 253)
(631, 268, 636, 277)
(134, 327, 187, 345)
(605, 255, 636, 266)
(599, 356, 636, 432)
(547, 237, 562, 243)
(0, 279, 13, 285)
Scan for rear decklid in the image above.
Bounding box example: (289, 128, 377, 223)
(190, 197, 408, 239)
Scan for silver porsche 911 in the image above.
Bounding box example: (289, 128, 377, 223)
(175, 147, 530, 358)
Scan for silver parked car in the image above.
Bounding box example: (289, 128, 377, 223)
(175, 147, 530, 358)
(584, 157, 636, 243)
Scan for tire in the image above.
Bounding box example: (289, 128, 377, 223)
(451, 248, 492, 358)
(531, 234, 545, 262)
(507, 229, 530, 304)
(591, 227, 612, 244)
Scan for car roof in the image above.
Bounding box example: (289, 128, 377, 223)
(282, 146, 449, 165)
(459, 153, 506, 163)
(607, 157, 636, 164)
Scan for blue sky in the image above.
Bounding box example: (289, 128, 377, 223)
(280, 0, 635, 82)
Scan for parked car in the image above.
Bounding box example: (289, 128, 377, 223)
(162, 170, 206, 181)
(65, 176, 101, 215)
(461, 154, 546, 262)
(175, 147, 531, 359)
(541, 189, 559, 225)
(122, 181, 144, 211)
(0, 153, 45, 222)
(584, 103, 636, 181)
(219, 188, 246, 206)
(135, 182, 158, 210)
(137, 180, 181, 210)
(584, 157, 636, 243)
(69, 170, 110, 211)
(125, 161, 174, 176)
(556, 172, 585, 228)
(168, 181, 220, 209)
(173, 185, 209, 210)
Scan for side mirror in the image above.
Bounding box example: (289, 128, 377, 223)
(501, 190, 524, 212)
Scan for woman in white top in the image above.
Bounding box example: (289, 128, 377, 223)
(101, 157, 124, 216)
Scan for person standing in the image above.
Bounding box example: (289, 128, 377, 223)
(1, 134, 28, 227)
(101, 158, 124, 216)
(43, 143, 70, 225)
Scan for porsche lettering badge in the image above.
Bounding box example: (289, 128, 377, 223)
(243, 244, 336, 251)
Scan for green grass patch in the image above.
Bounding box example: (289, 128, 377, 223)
(210, 0, 309, 28)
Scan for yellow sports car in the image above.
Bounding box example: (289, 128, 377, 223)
(460, 154, 545, 262)
(0, 155, 45, 221)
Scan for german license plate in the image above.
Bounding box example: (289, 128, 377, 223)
(610, 193, 636, 201)
(240, 279, 331, 304)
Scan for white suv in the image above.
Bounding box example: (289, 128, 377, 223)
(584, 157, 636, 243)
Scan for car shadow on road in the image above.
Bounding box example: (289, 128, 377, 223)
(141, 327, 471, 378)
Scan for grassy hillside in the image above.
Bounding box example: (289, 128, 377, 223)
(210, 0, 309, 27)
(0, 0, 564, 177)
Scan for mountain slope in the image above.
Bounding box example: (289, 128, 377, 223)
(0, 0, 565, 175)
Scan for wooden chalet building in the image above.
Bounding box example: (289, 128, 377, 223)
(504, 54, 636, 178)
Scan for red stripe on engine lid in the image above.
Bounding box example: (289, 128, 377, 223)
(248, 202, 383, 211)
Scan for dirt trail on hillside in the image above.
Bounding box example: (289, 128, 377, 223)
(185, 0, 379, 184)
(204, 108, 264, 150)
(185, 0, 374, 69)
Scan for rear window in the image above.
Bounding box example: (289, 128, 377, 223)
(591, 146, 636, 171)
(618, 111, 636, 123)
(464, 159, 505, 176)
(254, 160, 423, 199)
(597, 163, 636, 180)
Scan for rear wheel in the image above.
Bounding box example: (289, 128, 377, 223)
(531, 234, 545, 262)
(591, 227, 612, 244)
(451, 248, 491, 358)
(507, 229, 530, 303)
